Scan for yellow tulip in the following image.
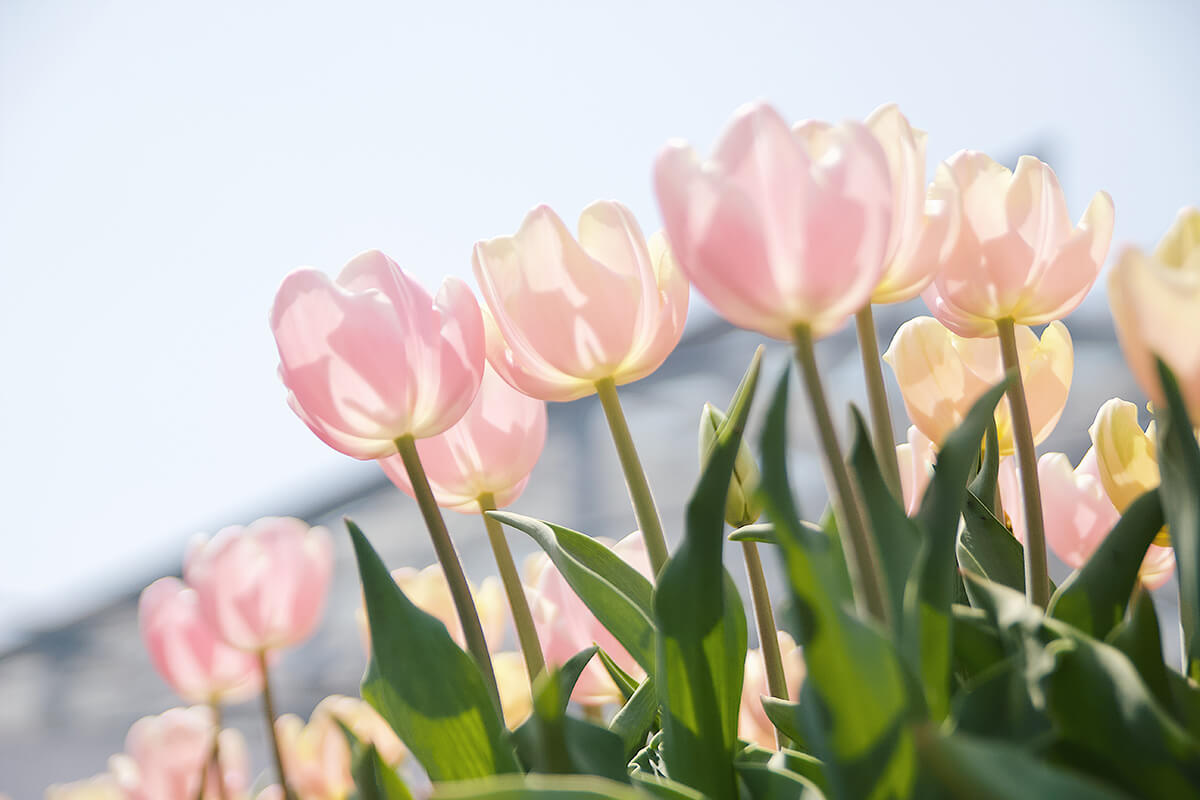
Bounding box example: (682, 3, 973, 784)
(1109, 207, 1200, 422)
(1088, 398, 1168, 546)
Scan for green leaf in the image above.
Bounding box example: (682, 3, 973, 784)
(628, 773, 707, 800)
(1154, 359, 1200, 680)
(596, 647, 640, 703)
(1041, 634, 1200, 797)
(734, 760, 825, 800)
(431, 774, 646, 799)
(847, 406, 921, 628)
(957, 491, 1025, 594)
(338, 720, 415, 800)
(916, 726, 1134, 799)
(557, 646, 600, 709)
(1107, 588, 1173, 713)
(729, 523, 777, 544)
(1047, 490, 1163, 638)
(348, 519, 518, 782)
(653, 349, 760, 800)
(967, 420, 1001, 511)
(491, 512, 656, 674)
(949, 604, 1006, 684)
(760, 696, 806, 751)
(758, 367, 916, 800)
(906, 379, 1010, 721)
(610, 676, 659, 756)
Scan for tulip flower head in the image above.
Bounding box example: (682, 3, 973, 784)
(1109, 207, 1200, 421)
(109, 706, 249, 800)
(655, 101, 892, 340)
(921, 151, 1114, 338)
(738, 632, 806, 749)
(863, 103, 962, 305)
(472, 201, 689, 402)
(272, 249, 485, 459)
(526, 531, 652, 706)
(896, 425, 937, 516)
(44, 776, 125, 800)
(492, 650, 534, 728)
(138, 577, 262, 704)
(884, 316, 1072, 454)
(185, 517, 333, 652)
(361, 564, 507, 653)
(379, 365, 547, 512)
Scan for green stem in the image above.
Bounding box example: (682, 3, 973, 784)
(995, 318, 1050, 608)
(479, 492, 546, 683)
(855, 305, 902, 498)
(740, 539, 789, 749)
(395, 435, 502, 708)
(792, 324, 890, 625)
(258, 651, 295, 800)
(594, 378, 669, 575)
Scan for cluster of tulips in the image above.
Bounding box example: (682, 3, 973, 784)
(41, 100, 1200, 799)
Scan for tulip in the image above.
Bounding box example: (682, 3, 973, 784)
(138, 577, 262, 705)
(896, 425, 937, 516)
(109, 707, 248, 800)
(921, 151, 1114, 338)
(186, 517, 333, 652)
(884, 316, 1072, 454)
(274, 695, 406, 800)
(738, 632, 806, 750)
(370, 565, 508, 653)
(698, 403, 762, 528)
(492, 650, 534, 728)
(1109, 207, 1200, 422)
(379, 365, 547, 513)
(655, 102, 891, 341)
(526, 532, 652, 706)
(473, 202, 689, 403)
(44, 776, 125, 800)
(863, 103, 962, 305)
(1088, 398, 1160, 513)
(999, 452, 1175, 590)
(271, 249, 485, 460)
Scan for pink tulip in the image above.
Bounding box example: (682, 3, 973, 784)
(138, 577, 262, 704)
(379, 365, 547, 512)
(921, 151, 1114, 337)
(185, 517, 333, 652)
(863, 103, 962, 305)
(109, 707, 248, 800)
(525, 532, 652, 705)
(472, 201, 689, 402)
(271, 249, 485, 459)
(654, 102, 892, 340)
(896, 425, 937, 516)
(999, 452, 1175, 589)
(738, 632, 806, 749)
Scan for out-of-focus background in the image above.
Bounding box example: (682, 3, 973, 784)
(2, 0, 1197, 794)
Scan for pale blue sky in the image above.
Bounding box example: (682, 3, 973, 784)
(2, 0, 1198, 644)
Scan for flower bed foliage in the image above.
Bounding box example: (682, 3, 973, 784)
(45, 101, 1200, 799)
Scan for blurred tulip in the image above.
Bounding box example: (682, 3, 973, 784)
(863, 103, 961, 304)
(896, 425, 937, 516)
(380, 365, 547, 512)
(526, 532, 652, 705)
(1109, 208, 1200, 421)
(275, 695, 406, 800)
(655, 102, 891, 340)
(921, 152, 1113, 338)
(109, 707, 248, 800)
(44, 775, 125, 800)
(272, 249, 485, 459)
(492, 650, 534, 728)
(884, 316, 1072, 454)
(472, 202, 689, 402)
(999, 452, 1175, 589)
(362, 565, 507, 653)
(1088, 398, 1160, 513)
(138, 577, 261, 705)
(185, 517, 333, 652)
(738, 632, 805, 749)
(698, 403, 762, 527)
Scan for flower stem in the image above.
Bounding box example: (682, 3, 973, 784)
(479, 492, 546, 682)
(739, 538, 788, 748)
(258, 651, 295, 800)
(395, 435, 502, 708)
(855, 305, 902, 497)
(792, 324, 890, 625)
(995, 318, 1050, 607)
(209, 702, 227, 800)
(594, 378, 669, 575)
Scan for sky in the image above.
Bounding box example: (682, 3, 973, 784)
(2, 0, 1198, 646)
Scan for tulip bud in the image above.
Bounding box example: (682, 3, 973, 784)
(1109, 208, 1200, 422)
(698, 403, 763, 527)
(1087, 398, 1169, 547)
